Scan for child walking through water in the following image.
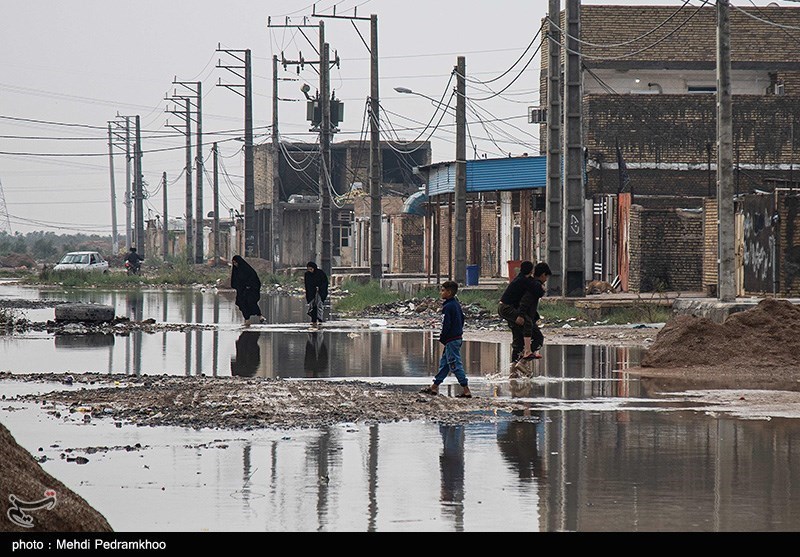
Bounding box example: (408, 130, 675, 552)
(420, 281, 472, 398)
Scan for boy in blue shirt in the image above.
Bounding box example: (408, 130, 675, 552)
(420, 281, 472, 398)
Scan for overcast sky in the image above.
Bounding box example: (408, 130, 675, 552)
(0, 0, 791, 238)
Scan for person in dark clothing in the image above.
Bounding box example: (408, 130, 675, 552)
(304, 261, 329, 325)
(124, 247, 144, 274)
(517, 262, 551, 363)
(230, 255, 265, 325)
(498, 260, 535, 362)
(420, 281, 472, 398)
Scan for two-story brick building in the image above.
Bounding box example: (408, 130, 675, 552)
(539, 4, 800, 294)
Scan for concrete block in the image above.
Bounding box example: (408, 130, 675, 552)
(55, 303, 116, 323)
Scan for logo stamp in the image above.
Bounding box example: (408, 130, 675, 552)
(7, 490, 57, 528)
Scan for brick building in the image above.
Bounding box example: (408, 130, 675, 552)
(253, 140, 430, 271)
(539, 4, 800, 293)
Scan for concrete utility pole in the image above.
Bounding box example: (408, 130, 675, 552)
(369, 14, 382, 280)
(454, 56, 467, 286)
(195, 82, 203, 264)
(114, 115, 133, 252)
(125, 118, 132, 252)
(134, 115, 145, 256)
(272, 54, 282, 271)
(183, 99, 194, 263)
(217, 46, 256, 257)
(309, 8, 380, 278)
(546, 0, 563, 295)
(717, 0, 735, 302)
(213, 143, 220, 265)
(563, 0, 585, 297)
(162, 171, 168, 259)
(171, 81, 203, 263)
(107, 123, 119, 254)
(319, 23, 333, 279)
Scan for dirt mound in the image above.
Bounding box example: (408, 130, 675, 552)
(641, 298, 800, 368)
(0, 421, 112, 532)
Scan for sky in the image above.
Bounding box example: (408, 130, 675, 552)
(0, 0, 792, 238)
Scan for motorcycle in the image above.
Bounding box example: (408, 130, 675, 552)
(125, 260, 141, 276)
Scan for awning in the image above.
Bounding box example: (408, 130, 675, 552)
(402, 190, 428, 216)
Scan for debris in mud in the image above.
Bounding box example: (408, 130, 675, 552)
(21, 374, 530, 430)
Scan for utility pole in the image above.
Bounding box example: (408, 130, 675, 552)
(454, 56, 467, 286)
(311, 8, 378, 277)
(106, 123, 119, 254)
(213, 143, 220, 265)
(369, 14, 382, 280)
(134, 115, 145, 256)
(563, 0, 585, 297)
(546, 0, 563, 295)
(162, 171, 169, 259)
(268, 16, 324, 267)
(320, 24, 333, 279)
(217, 46, 255, 257)
(717, 0, 735, 302)
(114, 115, 133, 252)
(272, 54, 282, 271)
(165, 89, 196, 263)
(172, 81, 203, 263)
(195, 82, 204, 264)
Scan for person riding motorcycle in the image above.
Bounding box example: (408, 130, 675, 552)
(124, 247, 144, 275)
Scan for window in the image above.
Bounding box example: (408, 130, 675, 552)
(687, 85, 716, 94)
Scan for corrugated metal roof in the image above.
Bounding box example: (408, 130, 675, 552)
(421, 156, 547, 196)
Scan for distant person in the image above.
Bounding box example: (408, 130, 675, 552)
(420, 280, 472, 398)
(498, 260, 534, 364)
(304, 261, 329, 326)
(516, 262, 551, 367)
(230, 255, 265, 326)
(124, 247, 144, 274)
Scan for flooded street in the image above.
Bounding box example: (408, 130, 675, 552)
(2, 284, 800, 531)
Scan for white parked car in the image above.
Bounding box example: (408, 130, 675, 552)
(53, 251, 109, 273)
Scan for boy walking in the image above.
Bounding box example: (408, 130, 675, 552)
(515, 262, 552, 372)
(420, 281, 472, 398)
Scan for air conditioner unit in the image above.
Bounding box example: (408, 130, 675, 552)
(773, 82, 785, 96)
(528, 107, 547, 124)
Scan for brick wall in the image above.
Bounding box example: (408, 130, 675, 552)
(574, 6, 800, 66)
(254, 147, 270, 208)
(628, 206, 703, 292)
(390, 214, 424, 273)
(779, 194, 800, 296)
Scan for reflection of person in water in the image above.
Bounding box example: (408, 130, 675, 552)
(496, 420, 544, 482)
(303, 331, 329, 377)
(230, 331, 261, 377)
(439, 425, 465, 530)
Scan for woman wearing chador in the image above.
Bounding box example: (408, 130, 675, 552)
(304, 261, 329, 325)
(230, 255, 266, 325)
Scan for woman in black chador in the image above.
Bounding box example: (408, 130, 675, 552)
(230, 255, 265, 325)
(304, 261, 329, 325)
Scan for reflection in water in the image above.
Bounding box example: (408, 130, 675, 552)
(496, 418, 544, 483)
(53, 334, 114, 349)
(303, 332, 329, 377)
(439, 425, 465, 531)
(231, 332, 261, 377)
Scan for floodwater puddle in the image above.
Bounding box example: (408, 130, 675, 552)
(4, 285, 800, 531)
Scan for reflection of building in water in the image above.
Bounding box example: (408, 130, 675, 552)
(231, 331, 261, 377)
(439, 425, 465, 531)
